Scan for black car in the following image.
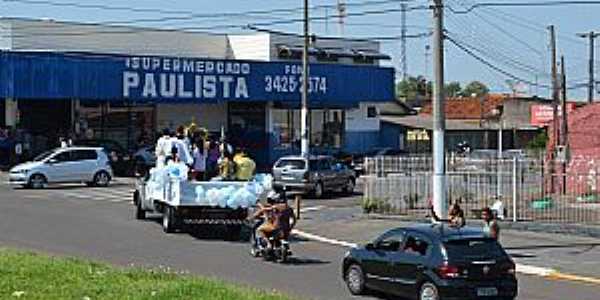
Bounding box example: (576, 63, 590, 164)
(342, 224, 517, 300)
(74, 139, 132, 176)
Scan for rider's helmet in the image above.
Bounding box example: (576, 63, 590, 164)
(266, 191, 280, 205)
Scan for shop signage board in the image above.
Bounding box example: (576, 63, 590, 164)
(530, 103, 576, 127)
(0, 51, 394, 105)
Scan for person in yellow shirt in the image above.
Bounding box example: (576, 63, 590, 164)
(234, 148, 256, 181)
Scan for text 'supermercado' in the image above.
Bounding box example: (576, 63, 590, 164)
(0, 51, 394, 106)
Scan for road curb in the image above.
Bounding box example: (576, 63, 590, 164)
(362, 213, 600, 239)
(292, 228, 600, 286)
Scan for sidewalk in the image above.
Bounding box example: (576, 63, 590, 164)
(296, 207, 600, 281)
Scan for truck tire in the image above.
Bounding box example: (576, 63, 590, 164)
(162, 206, 178, 233)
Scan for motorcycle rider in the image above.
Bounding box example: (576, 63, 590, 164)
(252, 190, 296, 250)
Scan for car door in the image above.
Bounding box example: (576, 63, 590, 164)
(72, 150, 98, 181)
(45, 151, 73, 183)
(319, 158, 335, 190)
(361, 230, 406, 292)
(391, 232, 433, 298)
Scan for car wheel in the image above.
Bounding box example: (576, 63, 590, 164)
(419, 282, 440, 300)
(28, 174, 47, 189)
(343, 178, 355, 195)
(93, 171, 111, 187)
(162, 206, 177, 233)
(345, 264, 367, 295)
(313, 182, 324, 199)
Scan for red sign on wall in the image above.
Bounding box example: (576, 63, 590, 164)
(531, 103, 576, 127)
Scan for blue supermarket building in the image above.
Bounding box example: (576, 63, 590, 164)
(0, 18, 396, 169)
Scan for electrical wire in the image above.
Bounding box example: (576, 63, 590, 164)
(446, 34, 551, 88)
(447, 0, 600, 14)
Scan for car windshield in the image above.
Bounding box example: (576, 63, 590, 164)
(275, 159, 306, 170)
(33, 150, 55, 162)
(444, 238, 505, 260)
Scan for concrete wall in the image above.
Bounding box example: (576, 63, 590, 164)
(345, 102, 380, 132)
(156, 103, 227, 132)
(1, 18, 232, 58)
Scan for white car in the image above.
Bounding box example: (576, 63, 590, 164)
(8, 147, 113, 189)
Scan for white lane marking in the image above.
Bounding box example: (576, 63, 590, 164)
(291, 229, 358, 248)
(291, 228, 600, 284)
(516, 264, 553, 277)
(299, 205, 326, 213)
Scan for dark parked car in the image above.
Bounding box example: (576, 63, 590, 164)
(342, 224, 517, 300)
(74, 139, 132, 176)
(272, 155, 356, 198)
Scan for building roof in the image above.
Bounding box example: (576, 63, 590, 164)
(380, 115, 488, 130)
(378, 100, 416, 116)
(419, 94, 508, 119)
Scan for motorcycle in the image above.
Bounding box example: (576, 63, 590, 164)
(249, 190, 294, 263)
(250, 226, 292, 263)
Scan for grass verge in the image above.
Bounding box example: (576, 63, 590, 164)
(0, 248, 295, 300)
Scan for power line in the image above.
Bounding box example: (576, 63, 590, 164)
(447, 1, 600, 14)
(448, 0, 542, 55)
(444, 12, 547, 76)
(246, 25, 431, 41)
(446, 34, 551, 88)
(0, 5, 432, 39)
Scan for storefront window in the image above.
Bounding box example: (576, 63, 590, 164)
(79, 101, 156, 151)
(272, 108, 344, 150)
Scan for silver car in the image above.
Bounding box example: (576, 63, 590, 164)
(8, 147, 113, 189)
(272, 155, 356, 198)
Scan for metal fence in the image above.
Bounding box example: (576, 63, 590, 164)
(362, 156, 600, 225)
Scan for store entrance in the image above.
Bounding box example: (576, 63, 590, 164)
(228, 102, 267, 171)
(18, 99, 72, 155)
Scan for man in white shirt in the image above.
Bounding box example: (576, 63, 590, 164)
(155, 128, 173, 168)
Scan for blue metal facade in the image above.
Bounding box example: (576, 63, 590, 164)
(0, 51, 394, 106)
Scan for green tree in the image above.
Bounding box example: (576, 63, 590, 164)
(396, 76, 431, 99)
(462, 81, 489, 97)
(445, 81, 462, 97)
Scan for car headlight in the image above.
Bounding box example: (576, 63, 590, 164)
(344, 250, 351, 258)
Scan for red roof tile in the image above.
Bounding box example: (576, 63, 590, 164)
(420, 94, 508, 119)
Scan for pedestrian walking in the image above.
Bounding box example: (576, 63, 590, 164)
(482, 207, 500, 240)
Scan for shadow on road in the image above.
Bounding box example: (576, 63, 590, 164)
(283, 257, 331, 266)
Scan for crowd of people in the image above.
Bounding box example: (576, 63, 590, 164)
(152, 125, 256, 182)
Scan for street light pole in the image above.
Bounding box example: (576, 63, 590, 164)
(301, 0, 310, 157)
(432, 0, 447, 218)
(577, 31, 600, 103)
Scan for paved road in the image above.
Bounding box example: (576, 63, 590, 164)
(0, 181, 598, 300)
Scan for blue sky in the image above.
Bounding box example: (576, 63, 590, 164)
(2, 0, 599, 99)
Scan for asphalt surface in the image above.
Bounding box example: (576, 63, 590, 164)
(0, 180, 599, 300)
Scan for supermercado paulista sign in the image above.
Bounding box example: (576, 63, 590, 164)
(0, 52, 394, 105)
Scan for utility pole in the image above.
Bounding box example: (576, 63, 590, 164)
(577, 31, 600, 103)
(432, 0, 447, 219)
(301, 0, 310, 157)
(337, 0, 346, 37)
(400, 2, 408, 80)
(548, 25, 558, 193)
(561, 55, 569, 194)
